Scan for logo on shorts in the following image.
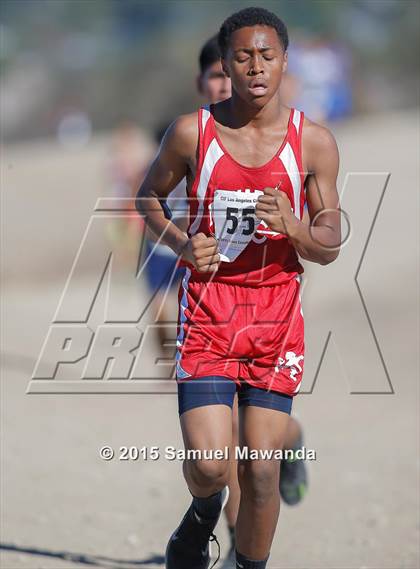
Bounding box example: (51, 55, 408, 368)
(275, 351, 303, 381)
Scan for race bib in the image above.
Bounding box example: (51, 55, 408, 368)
(210, 188, 281, 263)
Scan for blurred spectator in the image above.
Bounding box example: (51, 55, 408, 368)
(106, 121, 153, 260)
(106, 120, 186, 351)
(56, 111, 92, 148)
(284, 36, 352, 122)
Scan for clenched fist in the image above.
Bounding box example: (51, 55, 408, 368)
(255, 187, 298, 235)
(181, 232, 221, 273)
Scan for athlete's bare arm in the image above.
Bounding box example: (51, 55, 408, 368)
(255, 118, 341, 265)
(136, 113, 221, 272)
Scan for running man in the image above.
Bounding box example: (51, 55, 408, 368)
(137, 7, 341, 569)
(194, 34, 310, 569)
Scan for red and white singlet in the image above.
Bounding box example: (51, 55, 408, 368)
(176, 106, 306, 396)
(184, 105, 306, 286)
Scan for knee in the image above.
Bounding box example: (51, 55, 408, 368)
(190, 458, 230, 487)
(238, 460, 279, 505)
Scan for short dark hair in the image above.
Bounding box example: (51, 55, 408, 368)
(218, 7, 289, 57)
(199, 35, 221, 74)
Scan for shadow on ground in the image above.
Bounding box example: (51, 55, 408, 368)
(0, 543, 165, 568)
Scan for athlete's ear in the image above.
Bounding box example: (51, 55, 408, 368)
(282, 51, 288, 73)
(196, 74, 204, 95)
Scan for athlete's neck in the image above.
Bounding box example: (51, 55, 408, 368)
(223, 91, 285, 129)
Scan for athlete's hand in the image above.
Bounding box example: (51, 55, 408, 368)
(181, 232, 220, 273)
(255, 187, 299, 235)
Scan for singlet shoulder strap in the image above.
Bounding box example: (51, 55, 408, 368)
(200, 104, 211, 133)
(289, 108, 305, 176)
(290, 108, 304, 136)
(196, 105, 213, 171)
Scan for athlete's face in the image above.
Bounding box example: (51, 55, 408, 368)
(222, 25, 287, 108)
(198, 60, 232, 104)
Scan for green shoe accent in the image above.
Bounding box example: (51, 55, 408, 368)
(297, 482, 307, 500)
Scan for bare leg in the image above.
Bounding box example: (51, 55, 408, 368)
(235, 406, 290, 560)
(180, 404, 232, 497)
(165, 403, 234, 568)
(222, 405, 303, 536)
(224, 393, 241, 527)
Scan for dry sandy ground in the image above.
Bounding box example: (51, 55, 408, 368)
(1, 111, 419, 568)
